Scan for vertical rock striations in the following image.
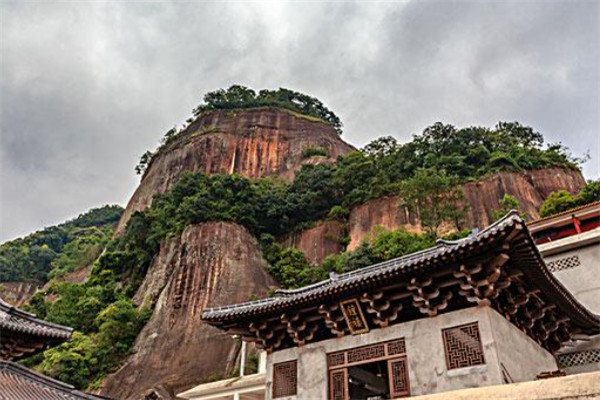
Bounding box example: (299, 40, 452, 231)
(101, 222, 274, 400)
(282, 220, 347, 265)
(346, 168, 585, 250)
(117, 108, 354, 233)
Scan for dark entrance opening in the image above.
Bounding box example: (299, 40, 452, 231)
(348, 360, 391, 400)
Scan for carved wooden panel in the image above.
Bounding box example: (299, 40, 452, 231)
(347, 343, 385, 364)
(387, 339, 406, 356)
(272, 360, 297, 398)
(328, 351, 346, 367)
(329, 369, 347, 400)
(388, 357, 410, 398)
(442, 322, 485, 369)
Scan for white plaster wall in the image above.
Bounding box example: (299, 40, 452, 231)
(536, 229, 600, 374)
(487, 307, 557, 382)
(543, 245, 600, 314)
(264, 306, 557, 399)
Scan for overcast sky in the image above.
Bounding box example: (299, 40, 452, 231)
(1, 1, 599, 242)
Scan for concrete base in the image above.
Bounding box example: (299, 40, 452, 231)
(407, 371, 600, 400)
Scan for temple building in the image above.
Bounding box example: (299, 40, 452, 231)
(0, 297, 72, 360)
(201, 212, 600, 399)
(0, 297, 111, 399)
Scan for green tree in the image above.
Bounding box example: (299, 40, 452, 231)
(578, 180, 600, 205)
(539, 190, 576, 218)
(491, 194, 522, 221)
(368, 227, 435, 261)
(400, 169, 467, 237)
(37, 333, 97, 389)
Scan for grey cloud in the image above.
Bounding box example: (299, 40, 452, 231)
(1, 0, 598, 242)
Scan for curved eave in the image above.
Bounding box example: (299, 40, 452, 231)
(0, 298, 73, 341)
(202, 212, 600, 334)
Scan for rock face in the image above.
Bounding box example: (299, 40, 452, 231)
(117, 108, 354, 233)
(101, 222, 274, 400)
(282, 220, 346, 265)
(347, 168, 585, 250)
(0, 282, 37, 307)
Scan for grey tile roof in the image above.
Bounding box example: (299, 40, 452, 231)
(0, 361, 115, 400)
(0, 297, 72, 340)
(202, 211, 600, 332)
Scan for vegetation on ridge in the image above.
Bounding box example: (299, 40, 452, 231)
(0, 205, 123, 283)
(193, 85, 343, 133)
(539, 180, 600, 218)
(135, 85, 342, 176)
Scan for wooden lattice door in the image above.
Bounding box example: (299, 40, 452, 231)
(329, 368, 348, 400)
(388, 356, 410, 398)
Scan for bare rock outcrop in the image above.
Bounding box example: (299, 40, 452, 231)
(101, 222, 274, 400)
(117, 108, 354, 233)
(347, 168, 585, 250)
(0, 282, 37, 307)
(282, 220, 346, 265)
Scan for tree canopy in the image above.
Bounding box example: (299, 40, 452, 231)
(539, 180, 600, 218)
(0, 205, 123, 283)
(193, 85, 343, 134)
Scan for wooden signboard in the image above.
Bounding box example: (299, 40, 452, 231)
(339, 298, 369, 334)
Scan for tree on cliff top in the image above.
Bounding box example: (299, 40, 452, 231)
(400, 169, 468, 237)
(539, 180, 600, 218)
(193, 85, 343, 134)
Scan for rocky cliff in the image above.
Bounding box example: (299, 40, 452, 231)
(101, 222, 274, 400)
(117, 108, 354, 233)
(0, 281, 37, 307)
(282, 220, 346, 265)
(346, 167, 585, 250)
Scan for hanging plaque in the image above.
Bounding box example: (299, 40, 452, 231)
(340, 298, 369, 334)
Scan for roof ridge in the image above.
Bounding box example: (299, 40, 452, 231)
(0, 296, 73, 334)
(205, 211, 524, 314)
(0, 361, 113, 399)
(0, 360, 76, 391)
(529, 200, 600, 226)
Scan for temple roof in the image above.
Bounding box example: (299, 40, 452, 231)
(203, 212, 599, 328)
(202, 212, 600, 353)
(0, 361, 113, 400)
(0, 297, 72, 360)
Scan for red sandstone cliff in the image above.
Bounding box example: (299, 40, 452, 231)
(117, 108, 354, 233)
(0, 282, 37, 307)
(282, 220, 346, 265)
(101, 222, 274, 400)
(346, 168, 585, 250)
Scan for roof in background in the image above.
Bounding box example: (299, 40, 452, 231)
(0, 297, 72, 340)
(528, 201, 600, 231)
(0, 361, 115, 400)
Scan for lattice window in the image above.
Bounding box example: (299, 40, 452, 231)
(546, 255, 581, 272)
(328, 352, 346, 367)
(442, 322, 485, 369)
(389, 357, 410, 398)
(557, 349, 600, 368)
(347, 343, 385, 364)
(387, 339, 406, 356)
(329, 369, 347, 400)
(272, 361, 297, 398)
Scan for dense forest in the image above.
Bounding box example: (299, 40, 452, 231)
(0, 205, 123, 283)
(1, 88, 598, 391)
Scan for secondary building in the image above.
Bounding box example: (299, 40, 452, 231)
(528, 201, 600, 374)
(0, 297, 112, 399)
